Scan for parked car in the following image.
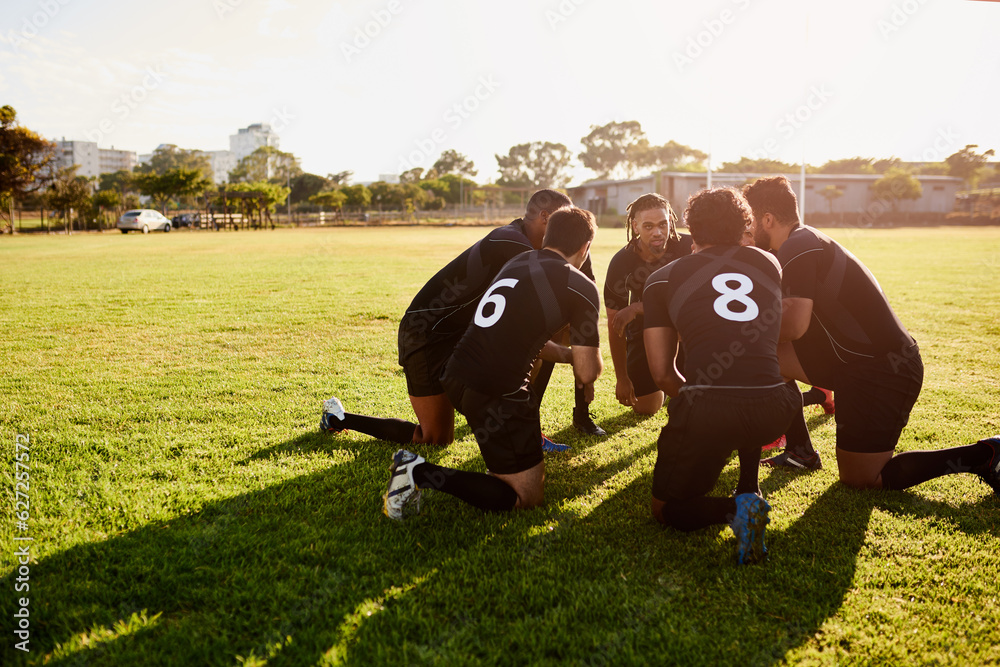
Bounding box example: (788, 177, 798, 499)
(117, 209, 172, 234)
(171, 213, 201, 228)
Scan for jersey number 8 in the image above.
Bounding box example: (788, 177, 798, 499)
(475, 278, 520, 328)
(712, 272, 759, 323)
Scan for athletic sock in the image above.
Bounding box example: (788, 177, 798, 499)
(801, 386, 826, 407)
(783, 383, 817, 457)
(880, 442, 993, 490)
(573, 384, 588, 413)
(340, 413, 416, 444)
(532, 359, 556, 403)
(411, 462, 519, 512)
(660, 497, 736, 532)
(735, 446, 762, 496)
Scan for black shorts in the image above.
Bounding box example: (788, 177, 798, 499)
(442, 376, 543, 475)
(828, 344, 923, 454)
(652, 383, 800, 502)
(400, 343, 451, 397)
(626, 334, 659, 398)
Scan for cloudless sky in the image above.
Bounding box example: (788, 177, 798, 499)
(2, 0, 997, 183)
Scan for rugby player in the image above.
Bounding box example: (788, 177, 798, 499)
(320, 189, 595, 446)
(643, 187, 799, 564)
(605, 193, 692, 415)
(743, 175, 999, 493)
(382, 207, 603, 517)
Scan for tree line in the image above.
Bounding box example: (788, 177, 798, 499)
(2, 105, 997, 231)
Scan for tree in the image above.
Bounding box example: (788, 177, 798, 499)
(946, 145, 996, 189)
(137, 144, 212, 180)
(289, 173, 329, 208)
(818, 185, 844, 214)
(870, 168, 922, 212)
(717, 157, 799, 174)
(47, 165, 93, 230)
(0, 105, 57, 230)
(817, 157, 875, 174)
(496, 141, 573, 189)
(636, 140, 707, 172)
(92, 189, 123, 228)
(310, 189, 347, 212)
(399, 168, 423, 184)
(579, 121, 649, 180)
(229, 146, 301, 184)
(228, 180, 291, 213)
(134, 167, 211, 212)
(340, 183, 372, 210)
(327, 170, 353, 186)
(432, 150, 477, 178)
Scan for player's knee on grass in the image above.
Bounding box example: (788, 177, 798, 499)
(836, 448, 893, 490)
(633, 392, 664, 416)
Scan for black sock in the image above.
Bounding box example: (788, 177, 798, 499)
(532, 359, 556, 403)
(736, 446, 762, 495)
(412, 462, 519, 512)
(783, 384, 816, 457)
(661, 497, 736, 532)
(802, 387, 826, 407)
(573, 384, 588, 414)
(880, 442, 992, 490)
(340, 413, 416, 444)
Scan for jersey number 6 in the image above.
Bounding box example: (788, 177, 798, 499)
(712, 272, 759, 322)
(475, 278, 520, 328)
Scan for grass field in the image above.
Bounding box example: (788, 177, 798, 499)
(1, 225, 999, 666)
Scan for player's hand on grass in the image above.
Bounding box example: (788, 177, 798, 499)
(616, 377, 637, 407)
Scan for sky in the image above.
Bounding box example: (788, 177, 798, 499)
(2, 0, 998, 185)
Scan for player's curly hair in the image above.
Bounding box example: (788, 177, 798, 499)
(684, 188, 753, 247)
(624, 193, 680, 246)
(742, 176, 799, 225)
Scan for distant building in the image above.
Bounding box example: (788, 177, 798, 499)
(55, 140, 137, 178)
(568, 171, 963, 221)
(229, 123, 279, 162)
(195, 150, 237, 184)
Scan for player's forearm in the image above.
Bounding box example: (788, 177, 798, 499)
(606, 315, 629, 381)
(538, 340, 572, 364)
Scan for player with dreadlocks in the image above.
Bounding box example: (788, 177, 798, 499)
(604, 193, 692, 415)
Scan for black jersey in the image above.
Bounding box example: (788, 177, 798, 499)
(444, 249, 600, 397)
(398, 220, 533, 362)
(777, 226, 915, 385)
(604, 234, 693, 339)
(643, 245, 785, 389)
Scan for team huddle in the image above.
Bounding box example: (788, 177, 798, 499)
(320, 178, 1000, 565)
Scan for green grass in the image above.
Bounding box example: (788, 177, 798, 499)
(1, 226, 998, 666)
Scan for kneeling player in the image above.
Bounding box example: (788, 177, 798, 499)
(381, 207, 603, 518)
(643, 188, 799, 564)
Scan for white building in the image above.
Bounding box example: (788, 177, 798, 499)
(229, 123, 279, 162)
(55, 140, 137, 178)
(195, 150, 237, 184)
(568, 171, 963, 222)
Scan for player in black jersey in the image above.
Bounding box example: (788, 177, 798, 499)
(605, 193, 692, 415)
(744, 175, 1000, 494)
(643, 188, 800, 564)
(382, 207, 603, 518)
(319, 189, 583, 446)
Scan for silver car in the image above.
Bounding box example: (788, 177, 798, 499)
(117, 209, 172, 234)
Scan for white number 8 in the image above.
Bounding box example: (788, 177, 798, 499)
(475, 278, 520, 328)
(712, 273, 758, 322)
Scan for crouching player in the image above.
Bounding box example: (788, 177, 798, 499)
(382, 207, 603, 518)
(643, 188, 799, 564)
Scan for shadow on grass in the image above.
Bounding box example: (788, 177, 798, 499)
(4, 427, 995, 666)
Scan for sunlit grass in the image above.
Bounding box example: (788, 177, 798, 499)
(1, 226, 998, 666)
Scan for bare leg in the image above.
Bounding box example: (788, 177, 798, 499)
(409, 393, 455, 445)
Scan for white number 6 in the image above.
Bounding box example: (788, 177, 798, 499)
(475, 278, 520, 328)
